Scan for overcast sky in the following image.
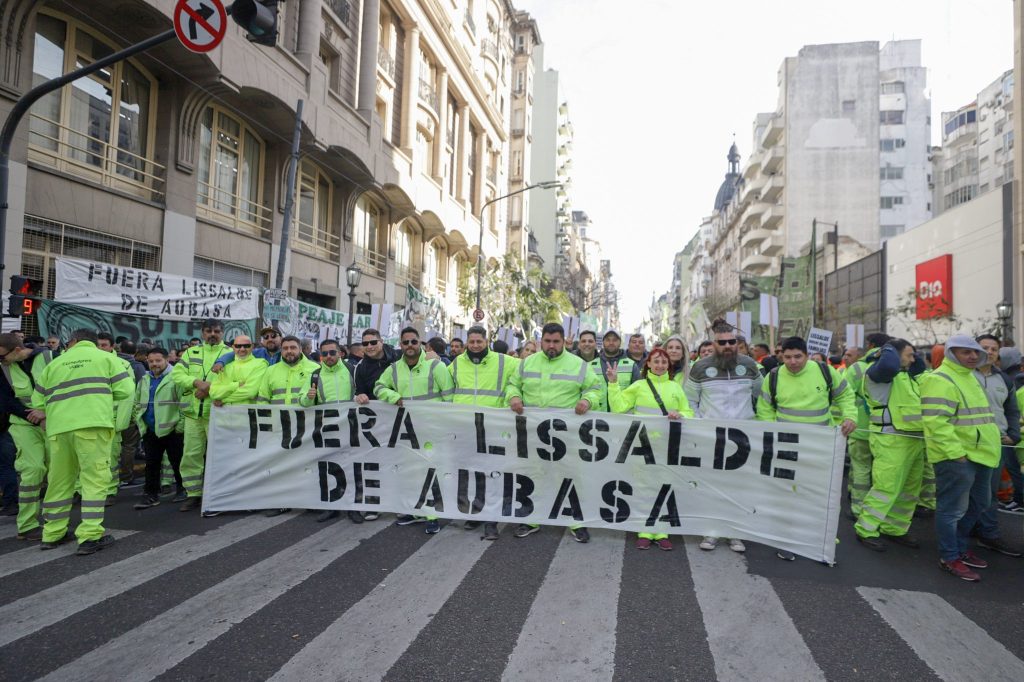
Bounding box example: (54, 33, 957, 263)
(516, 0, 1013, 329)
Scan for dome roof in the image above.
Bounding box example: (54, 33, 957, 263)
(713, 141, 742, 212)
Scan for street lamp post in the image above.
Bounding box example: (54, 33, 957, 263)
(996, 300, 1013, 346)
(345, 264, 362, 346)
(475, 181, 561, 311)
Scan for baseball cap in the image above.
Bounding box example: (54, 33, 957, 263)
(260, 326, 281, 336)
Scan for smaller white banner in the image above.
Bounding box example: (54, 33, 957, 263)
(55, 258, 258, 321)
(845, 324, 865, 349)
(725, 311, 752, 340)
(807, 327, 834, 357)
(759, 293, 779, 328)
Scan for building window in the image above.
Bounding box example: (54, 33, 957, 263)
(193, 256, 268, 288)
(293, 160, 336, 258)
(880, 110, 905, 125)
(879, 138, 906, 151)
(394, 224, 415, 285)
(880, 224, 905, 240)
(28, 12, 161, 200)
(468, 126, 479, 213)
(841, 100, 856, 113)
(196, 105, 269, 237)
(880, 81, 905, 94)
(880, 166, 904, 180)
(424, 239, 447, 295)
(319, 42, 342, 94)
(880, 196, 904, 209)
(943, 109, 977, 136)
(354, 196, 387, 277)
(416, 128, 434, 177)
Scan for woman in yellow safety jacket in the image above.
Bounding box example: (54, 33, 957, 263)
(664, 335, 689, 388)
(606, 348, 694, 552)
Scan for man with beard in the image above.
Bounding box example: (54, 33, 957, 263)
(214, 326, 283, 370)
(684, 319, 763, 554)
(575, 331, 604, 409)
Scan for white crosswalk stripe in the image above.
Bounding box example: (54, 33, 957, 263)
(2, 516, 1021, 682)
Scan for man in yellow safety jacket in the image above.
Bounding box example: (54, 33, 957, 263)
(507, 322, 603, 543)
(376, 326, 454, 534)
(853, 339, 927, 551)
(756, 336, 856, 561)
(449, 325, 517, 539)
(844, 334, 890, 519)
(172, 319, 228, 512)
(210, 334, 268, 406)
(97, 332, 136, 504)
(921, 334, 1003, 582)
(32, 329, 135, 554)
(0, 334, 50, 540)
(132, 347, 186, 510)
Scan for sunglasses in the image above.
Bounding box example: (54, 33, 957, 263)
(322, 350, 339, 356)
(262, 333, 280, 340)
(401, 339, 420, 346)
(362, 339, 380, 346)
(715, 339, 738, 346)
(233, 343, 252, 349)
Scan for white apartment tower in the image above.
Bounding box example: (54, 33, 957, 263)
(507, 10, 541, 263)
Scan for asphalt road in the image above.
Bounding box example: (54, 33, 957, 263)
(1, 482, 1022, 682)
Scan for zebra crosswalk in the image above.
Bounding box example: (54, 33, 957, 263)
(1, 512, 1023, 682)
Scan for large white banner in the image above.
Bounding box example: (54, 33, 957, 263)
(55, 258, 259, 321)
(261, 289, 372, 347)
(206, 403, 845, 563)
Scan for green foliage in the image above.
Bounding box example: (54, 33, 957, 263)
(457, 254, 573, 337)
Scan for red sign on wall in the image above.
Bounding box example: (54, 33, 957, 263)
(915, 254, 953, 319)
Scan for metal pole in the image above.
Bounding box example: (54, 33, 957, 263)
(0, 27, 177, 291)
(346, 285, 356, 346)
(833, 222, 839, 273)
(810, 218, 817, 329)
(275, 99, 304, 289)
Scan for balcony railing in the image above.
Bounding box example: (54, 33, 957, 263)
(481, 39, 499, 62)
(355, 246, 387, 278)
(324, 0, 351, 24)
(292, 220, 340, 260)
(463, 9, 476, 34)
(393, 262, 415, 286)
(196, 180, 273, 239)
(28, 113, 166, 202)
(418, 78, 439, 111)
(377, 47, 396, 80)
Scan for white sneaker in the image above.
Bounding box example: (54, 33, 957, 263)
(728, 538, 746, 553)
(998, 501, 1024, 515)
(699, 536, 718, 551)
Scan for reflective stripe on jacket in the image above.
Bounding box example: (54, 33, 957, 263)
(864, 372, 923, 434)
(210, 355, 269, 405)
(920, 358, 1001, 466)
(756, 361, 855, 426)
(258, 357, 321, 405)
(846, 348, 880, 442)
(303, 361, 354, 405)
(172, 342, 229, 419)
(449, 351, 514, 407)
(31, 340, 135, 435)
(135, 366, 185, 437)
(608, 371, 694, 417)
(506, 350, 602, 409)
(375, 351, 454, 404)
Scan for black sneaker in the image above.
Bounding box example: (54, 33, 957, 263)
(977, 536, 1024, 557)
(76, 535, 115, 556)
(776, 550, 796, 561)
(464, 520, 482, 530)
(263, 508, 290, 517)
(425, 519, 440, 534)
(201, 510, 221, 518)
(17, 527, 43, 541)
(160, 485, 173, 496)
(179, 496, 202, 512)
(570, 527, 590, 543)
(40, 534, 72, 550)
(396, 515, 424, 526)
(882, 533, 920, 549)
(104, 495, 117, 507)
(133, 496, 160, 510)
(856, 535, 887, 552)
(172, 489, 188, 503)
(514, 524, 540, 538)
(317, 510, 341, 523)
(483, 522, 499, 540)
(347, 511, 364, 524)
(0, 505, 18, 517)
(914, 507, 935, 518)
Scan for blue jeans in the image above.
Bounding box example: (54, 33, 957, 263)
(934, 458, 992, 562)
(977, 445, 1019, 537)
(1003, 444, 1023, 506)
(0, 431, 17, 508)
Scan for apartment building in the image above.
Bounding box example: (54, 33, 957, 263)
(505, 9, 540, 263)
(1, 0, 528, 335)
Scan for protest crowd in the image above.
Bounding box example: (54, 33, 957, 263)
(1, 316, 1021, 583)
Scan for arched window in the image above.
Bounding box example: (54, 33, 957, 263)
(28, 11, 161, 199)
(424, 239, 448, 295)
(196, 105, 269, 236)
(294, 160, 336, 258)
(394, 223, 416, 284)
(354, 196, 386, 277)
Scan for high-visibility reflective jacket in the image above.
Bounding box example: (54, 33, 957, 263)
(864, 373, 923, 433)
(107, 352, 137, 431)
(375, 351, 454, 404)
(257, 357, 321, 406)
(756, 361, 856, 426)
(31, 340, 135, 435)
(302, 360, 353, 405)
(449, 350, 515, 407)
(210, 354, 269, 405)
(4, 350, 53, 426)
(845, 348, 881, 442)
(921, 358, 1002, 466)
(608, 371, 694, 417)
(506, 350, 602, 409)
(172, 341, 229, 419)
(135, 366, 185, 437)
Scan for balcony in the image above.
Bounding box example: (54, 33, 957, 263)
(511, 128, 524, 137)
(324, 0, 351, 25)
(741, 228, 773, 249)
(761, 114, 784, 148)
(743, 201, 769, 225)
(393, 262, 416, 286)
(377, 48, 396, 81)
(355, 246, 387, 278)
(743, 150, 763, 180)
(463, 8, 476, 34)
(763, 144, 785, 173)
(742, 174, 766, 203)
(28, 113, 167, 203)
(762, 173, 784, 202)
(741, 251, 774, 272)
(761, 204, 783, 229)
(196, 180, 273, 240)
(418, 78, 438, 112)
(481, 39, 499, 63)
(486, 167, 497, 186)
(762, 233, 785, 256)
(292, 220, 340, 260)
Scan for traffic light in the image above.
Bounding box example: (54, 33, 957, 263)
(8, 275, 41, 318)
(230, 0, 279, 46)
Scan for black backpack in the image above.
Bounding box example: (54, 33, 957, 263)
(768, 361, 833, 411)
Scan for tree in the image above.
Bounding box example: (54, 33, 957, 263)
(885, 289, 996, 346)
(458, 254, 570, 338)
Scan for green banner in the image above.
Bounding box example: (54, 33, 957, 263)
(737, 256, 813, 345)
(39, 300, 258, 350)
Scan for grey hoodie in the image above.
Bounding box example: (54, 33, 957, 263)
(943, 334, 984, 367)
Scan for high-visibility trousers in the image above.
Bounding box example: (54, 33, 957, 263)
(637, 531, 669, 540)
(9, 422, 47, 535)
(42, 427, 113, 544)
(180, 416, 210, 498)
(918, 453, 936, 510)
(847, 438, 873, 517)
(160, 452, 177, 489)
(854, 433, 924, 539)
(106, 430, 123, 497)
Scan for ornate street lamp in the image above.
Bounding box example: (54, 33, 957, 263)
(346, 264, 362, 345)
